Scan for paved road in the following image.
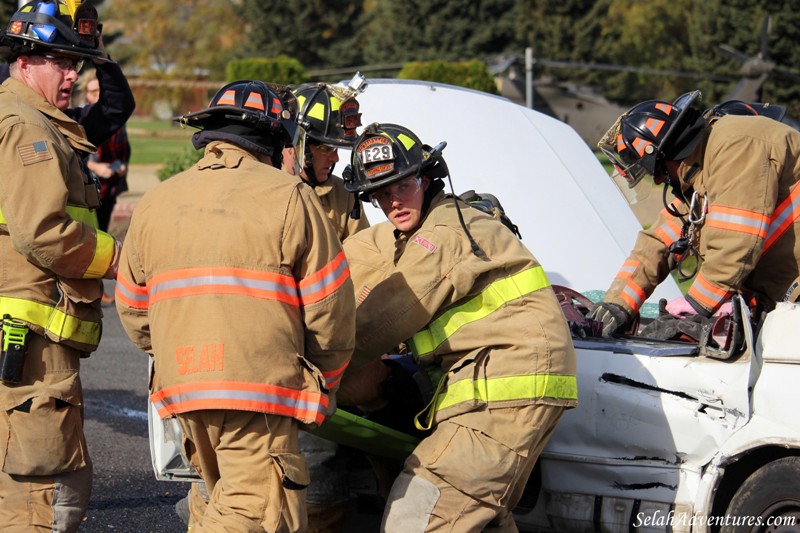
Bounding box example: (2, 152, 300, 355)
(80, 289, 191, 532)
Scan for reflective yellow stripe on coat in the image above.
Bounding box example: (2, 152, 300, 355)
(409, 265, 550, 358)
(436, 374, 578, 413)
(0, 205, 98, 227)
(0, 295, 101, 347)
(0, 205, 114, 279)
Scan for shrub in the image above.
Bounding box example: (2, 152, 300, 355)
(226, 56, 308, 85)
(157, 146, 203, 181)
(398, 60, 499, 95)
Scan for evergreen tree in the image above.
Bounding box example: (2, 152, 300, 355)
(362, 0, 518, 64)
(242, 0, 366, 69)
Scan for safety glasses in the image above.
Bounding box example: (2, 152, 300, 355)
(369, 176, 423, 209)
(313, 144, 337, 156)
(42, 54, 84, 73)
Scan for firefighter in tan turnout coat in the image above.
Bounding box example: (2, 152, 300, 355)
(115, 80, 355, 532)
(590, 91, 800, 337)
(340, 123, 578, 532)
(0, 1, 134, 531)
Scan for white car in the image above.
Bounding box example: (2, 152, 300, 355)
(512, 292, 800, 533)
(149, 80, 800, 532)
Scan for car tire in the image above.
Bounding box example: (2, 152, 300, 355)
(721, 456, 800, 533)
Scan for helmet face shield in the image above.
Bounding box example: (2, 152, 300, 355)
(600, 146, 650, 188)
(598, 116, 652, 188)
(288, 125, 307, 174)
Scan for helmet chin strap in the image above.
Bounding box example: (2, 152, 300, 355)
(302, 148, 322, 187)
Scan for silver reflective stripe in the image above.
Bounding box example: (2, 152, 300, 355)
(298, 260, 349, 300)
(150, 275, 297, 298)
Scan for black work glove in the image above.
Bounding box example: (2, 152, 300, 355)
(639, 298, 713, 342)
(587, 302, 631, 338)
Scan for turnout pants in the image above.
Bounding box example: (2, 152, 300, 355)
(0, 335, 91, 533)
(382, 404, 565, 533)
(178, 409, 309, 533)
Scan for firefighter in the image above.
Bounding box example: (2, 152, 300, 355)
(0, 2, 132, 531)
(280, 80, 371, 532)
(590, 90, 800, 337)
(340, 123, 578, 531)
(282, 81, 369, 241)
(115, 80, 355, 532)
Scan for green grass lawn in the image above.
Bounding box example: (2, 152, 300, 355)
(127, 118, 194, 165)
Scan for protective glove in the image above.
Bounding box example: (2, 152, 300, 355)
(587, 301, 631, 338)
(640, 298, 713, 342)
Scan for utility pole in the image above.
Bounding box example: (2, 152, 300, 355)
(525, 47, 534, 109)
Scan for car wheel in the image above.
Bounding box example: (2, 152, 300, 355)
(721, 456, 800, 533)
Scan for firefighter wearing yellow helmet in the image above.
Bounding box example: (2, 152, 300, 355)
(282, 80, 370, 241)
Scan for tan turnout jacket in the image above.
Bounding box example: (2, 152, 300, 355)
(604, 115, 800, 315)
(0, 78, 116, 355)
(345, 191, 577, 425)
(116, 141, 355, 426)
(313, 174, 369, 240)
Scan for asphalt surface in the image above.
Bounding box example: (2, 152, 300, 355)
(80, 285, 192, 532)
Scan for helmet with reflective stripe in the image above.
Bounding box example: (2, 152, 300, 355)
(0, 1, 103, 61)
(598, 90, 704, 187)
(705, 100, 786, 121)
(294, 83, 362, 147)
(176, 80, 302, 161)
(343, 123, 448, 200)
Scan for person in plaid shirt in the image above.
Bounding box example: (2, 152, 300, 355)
(83, 72, 131, 233)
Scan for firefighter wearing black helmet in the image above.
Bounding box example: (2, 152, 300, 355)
(116, 80, 355, 532)
(339, 123, 577, 531)
(0, 2, 135, 531)
(591, 90, 800, 338)
(282, 82, 369, 240)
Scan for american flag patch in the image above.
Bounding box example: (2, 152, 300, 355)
(17, 141, 52, 166)
(357, 286, 372, 304)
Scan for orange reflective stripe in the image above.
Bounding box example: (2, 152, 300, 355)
(644, 117, 665, 137)
(688, 273, 731, 309)
(216, 90, 236, 106)
(321, 360, 350, 389)
(655, 103, 672, 114)
(621, 280, 646, 312)
(632, 137, 652, 156)
(148, 267, 299, 306)
(616, 134, 626, 152)
(151, 381, 328, 424)
(245, 92, 265, 110)
(116, 273, 149, 310)
(706, 205, 769, 238)
(655, 218, 682, 247)
(615, 259, 639, 280)
(298, 252, 350, 306)
(270, 97, 282, 115)
(764, 183, 800, 251)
